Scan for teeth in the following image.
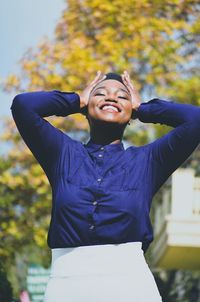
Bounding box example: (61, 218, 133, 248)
(102, 105, 118, 112)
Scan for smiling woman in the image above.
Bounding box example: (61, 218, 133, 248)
(80, 71, 141, 146)
(10, 70, 200, 301)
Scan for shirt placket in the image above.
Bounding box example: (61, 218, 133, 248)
(95, 146, 105, 185)
(88, 146, 105, 233)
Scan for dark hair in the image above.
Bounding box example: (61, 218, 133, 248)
(102, 72, 124, 84)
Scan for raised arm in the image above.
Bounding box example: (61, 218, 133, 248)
(121, 71, 200, 194)
(133, 98, 200, 194)
(10, 72, 106, 186)
(10, 90, 80, 184)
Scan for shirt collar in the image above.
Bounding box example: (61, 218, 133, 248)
(84, 139, 124, 153)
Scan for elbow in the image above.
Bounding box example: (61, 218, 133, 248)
(190, 109, 200, 140)
(197, 108, 200, 121)
(186, 106, 200, 125)
(10, 93, 28, 112)
(193, 108, 200, 125)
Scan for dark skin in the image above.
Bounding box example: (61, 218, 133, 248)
(79, 71, 141, 145)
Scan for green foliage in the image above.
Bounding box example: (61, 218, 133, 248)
(0, 260, 13, 302)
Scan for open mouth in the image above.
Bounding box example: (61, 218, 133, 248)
(99, 104, 121, 113)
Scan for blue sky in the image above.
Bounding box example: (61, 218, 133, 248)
(0, 0, 66, 119)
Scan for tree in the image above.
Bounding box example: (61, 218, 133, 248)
(0, 259, 13, 302)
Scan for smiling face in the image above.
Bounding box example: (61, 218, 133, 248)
(87, 79, 132, 126)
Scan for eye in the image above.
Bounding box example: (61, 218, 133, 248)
(119, 96, 128, 99)
(94, 93, 105, 96)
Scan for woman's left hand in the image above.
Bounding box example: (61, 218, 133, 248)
(121, 71, 141, 116)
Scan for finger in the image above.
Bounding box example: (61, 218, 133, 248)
(93, 74, 106, 87)
(122, 71, 131, 82)
(124, 70, 130, 78)
(96, 71, 106, 81)
(90, 71, 105, 86)
(122, 73, 128, 83)
(98, 70, 107, 80)
(89, 73, 106, 95)
(123, 74, 135, 91)
(122, 74, 131, 90)
(122, 74, 131, 88)
(93, 71, 102, 82)
(96, 70, 102, 80)
(121, 77, 132, 98)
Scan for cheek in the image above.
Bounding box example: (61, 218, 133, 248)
(87, 100, 94, 111)
(87, 99, 98, 116)
(88, 96, 96, 106)
(124, 103, 133, 115)
(88, 96, 99, 109)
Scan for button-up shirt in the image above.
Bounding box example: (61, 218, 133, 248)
(10, 90, 200, 252)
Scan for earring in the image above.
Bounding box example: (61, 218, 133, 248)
(128, 121, 131, 125)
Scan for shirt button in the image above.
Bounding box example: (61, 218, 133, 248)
(97, 178, 102, 182)
(100, 147, 104, 150)
(89, 225, 95, 230)
(98, 154, 103, 158)
(93, 201, 98, 206)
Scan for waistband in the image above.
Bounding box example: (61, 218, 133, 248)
(50, 242, 144, 278)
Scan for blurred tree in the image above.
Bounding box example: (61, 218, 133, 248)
(0, 259, 13, 302)
(2, 0, 199, 101)
(0, 0, 200, 298)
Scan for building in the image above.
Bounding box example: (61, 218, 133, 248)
(151, 168, 200, 270)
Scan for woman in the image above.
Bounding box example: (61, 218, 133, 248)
(11, 71, 200, 301)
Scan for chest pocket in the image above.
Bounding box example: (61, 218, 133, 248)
(65, 157, 96, 188)
(104, 166, 126, 191)
(104, 164, 139, 192)
(107, 162, 142, 192)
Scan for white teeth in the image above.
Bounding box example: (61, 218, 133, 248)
(101, 105, 118, 112)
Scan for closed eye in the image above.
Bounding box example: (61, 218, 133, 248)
(119, 96, 128, 99)
(95, 93, 127, 99)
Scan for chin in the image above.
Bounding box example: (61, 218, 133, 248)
(92, 117, 126, 127)
(88, 109, 128, 125)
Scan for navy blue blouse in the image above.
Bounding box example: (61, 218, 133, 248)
(10, 90, 200, 252)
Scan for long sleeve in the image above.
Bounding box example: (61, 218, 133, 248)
(10, 90, 81, 185)
(133, 98, 200, 194)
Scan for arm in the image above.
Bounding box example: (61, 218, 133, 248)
(133, 98, 200, 194)
(10, 90, 81, 185)
(10, 72, 106, 186)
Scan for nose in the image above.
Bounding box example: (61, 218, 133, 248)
(105, 93, 118, 102)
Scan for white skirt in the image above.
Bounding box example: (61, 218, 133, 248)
(44, 242, 163, 302)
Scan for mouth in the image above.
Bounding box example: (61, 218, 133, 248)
(99, 103, 122, 113)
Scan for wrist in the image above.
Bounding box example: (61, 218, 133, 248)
(134, 103, 141, 111)
(131, 103, 141, 120)
(79, 96, 87, 109)
(79, 97, 88, 116)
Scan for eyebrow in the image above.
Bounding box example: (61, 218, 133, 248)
(92, 86, 131, 96)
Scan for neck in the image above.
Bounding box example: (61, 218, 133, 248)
(89, 122, 125, 145)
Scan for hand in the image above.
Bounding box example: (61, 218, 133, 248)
(79, 71, 106, 115)
(121, 71, 141, 118)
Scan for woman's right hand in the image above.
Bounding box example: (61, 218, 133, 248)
(121, 71, 141, 118)
(79, 71, 106, 114)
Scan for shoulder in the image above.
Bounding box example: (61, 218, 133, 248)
(125, 143, 151, 156)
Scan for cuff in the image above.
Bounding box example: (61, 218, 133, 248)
(53, 90, 81, 115)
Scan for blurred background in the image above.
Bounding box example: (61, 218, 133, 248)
(0, 0, 200, 301)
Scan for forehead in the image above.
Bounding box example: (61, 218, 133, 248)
(92, 79, 129, 94)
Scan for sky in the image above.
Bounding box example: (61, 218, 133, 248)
(0, 0, 66, 153)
